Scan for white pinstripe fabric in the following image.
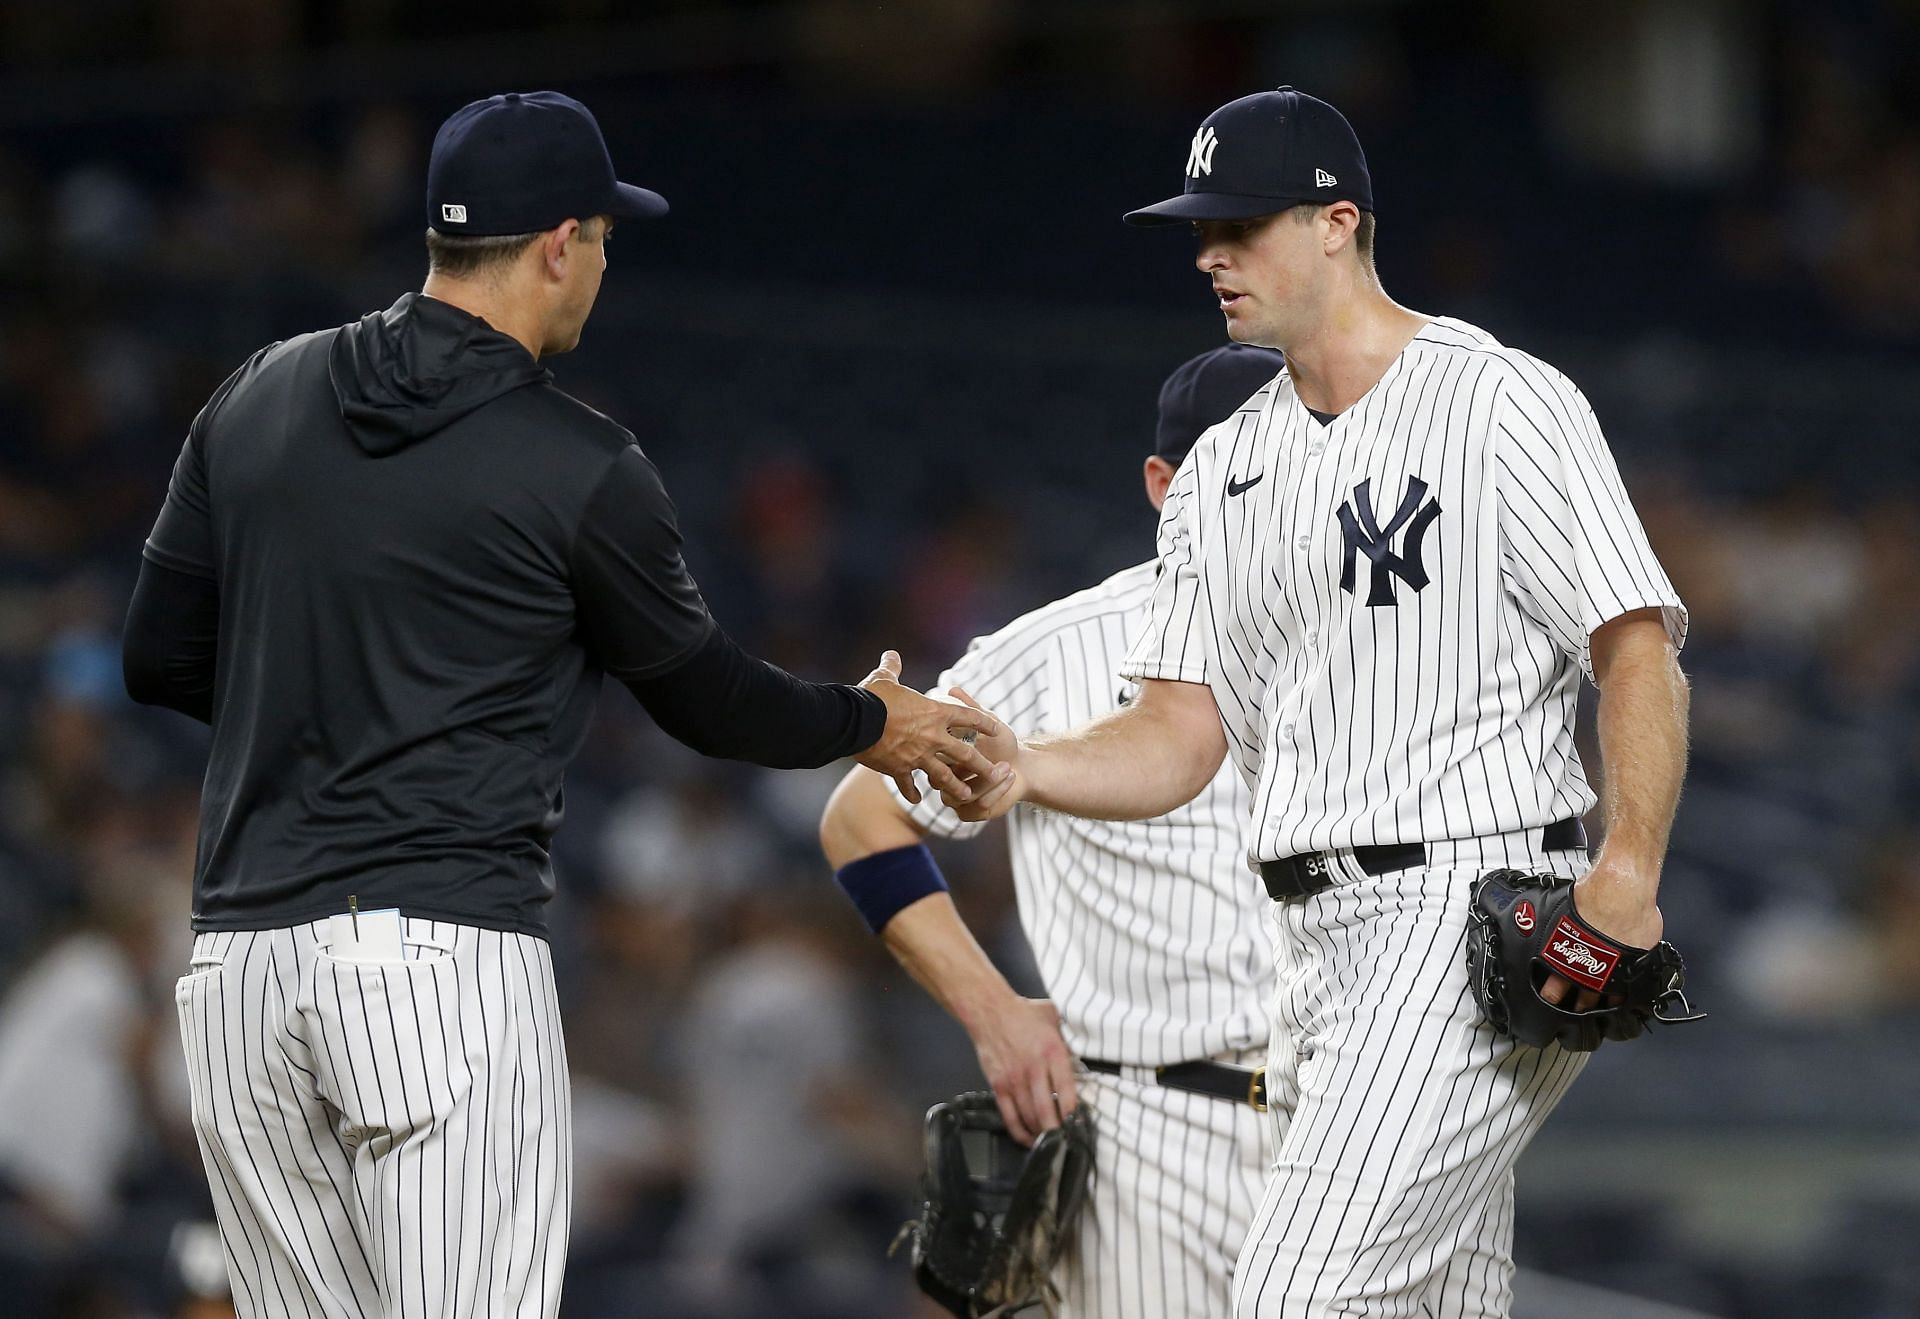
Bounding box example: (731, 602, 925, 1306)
(1232, 842, 1588, 1318)
(1057, 1057, 1270, 1319)
(893, 559, 1276, 1314)
(1120, 317, 1686, 867)
(174, 917, 571, 1319)
(897, 561, 1271, 1068)
(1115, 316, 1685, 1316)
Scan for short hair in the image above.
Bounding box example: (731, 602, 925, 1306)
(424, 228, 542, 279)
(1289, 204, 1376, 268)
(424, 216, 607, 280)
(1355, 210, 1376, 264)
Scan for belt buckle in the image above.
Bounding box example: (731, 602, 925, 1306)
(1249, 1066, 1268, 1112)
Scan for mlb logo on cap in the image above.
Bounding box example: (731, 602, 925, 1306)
(426, 90, 669, 237)
(1126, 86, 1374, 226)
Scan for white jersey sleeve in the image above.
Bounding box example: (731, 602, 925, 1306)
(1492, 356, 1687, 682)
(884, 560, 1270, 1067)
(1118, 454, 1211, 685)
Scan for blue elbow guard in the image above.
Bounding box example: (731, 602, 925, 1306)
(834, 843, 949, 934)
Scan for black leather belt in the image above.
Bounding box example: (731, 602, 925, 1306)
(1258, 818, 1588, 902)
(1082, 1058, 1267, 1112)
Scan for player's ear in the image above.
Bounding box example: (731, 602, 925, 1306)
(1322, 202, 1361, 258)
(540, 220, 579, 279)
(1143, 456, 1177, 511)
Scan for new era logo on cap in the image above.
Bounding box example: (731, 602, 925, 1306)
(440, 203, 468, 224)
(1315, 168, 1337, 187)
(1187, 126, 1219, 178)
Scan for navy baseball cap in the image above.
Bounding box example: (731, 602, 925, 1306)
(1155, 344, 1286, 464)
(427, 91, 668, 236)
(1125, 87, 1373, 227)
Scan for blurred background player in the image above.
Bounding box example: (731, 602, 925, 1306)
(820, 344, 1284, 1319)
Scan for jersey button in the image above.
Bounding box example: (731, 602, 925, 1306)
(1280, 722, 1294, 740)
(1295, 534, 1311, 551)
(1306, 630, 1318, 647)
(1307, 441, 1325, 456)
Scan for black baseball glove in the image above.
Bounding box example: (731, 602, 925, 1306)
(893, 1091, 1096, 1318)
(1466, 869, 1704, 1052)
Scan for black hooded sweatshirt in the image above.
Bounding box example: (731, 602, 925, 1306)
(126, 293, 884, 936)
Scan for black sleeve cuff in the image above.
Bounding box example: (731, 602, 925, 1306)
(849, 686, 887, 756)
(624, 625, 886, 769)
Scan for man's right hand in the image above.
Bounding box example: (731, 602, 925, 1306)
(856, 651, 1007, 805)
(971, 995, 1080, 1147)
(932, 686, 1028, 824)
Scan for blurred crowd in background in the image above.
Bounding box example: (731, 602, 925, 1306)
(0, 2, 1916, 1316)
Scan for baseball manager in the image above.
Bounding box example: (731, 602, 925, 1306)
(123, 90, 1002, 1319)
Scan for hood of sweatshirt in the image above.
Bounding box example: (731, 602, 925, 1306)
(328, 292, 551, 456)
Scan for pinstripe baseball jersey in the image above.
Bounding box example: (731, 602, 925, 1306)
(1120, 316, 1686, 865)
(894, 560, 1271, 1068)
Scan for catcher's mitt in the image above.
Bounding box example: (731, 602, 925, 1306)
(893, 1091, 1096, 1318)
(1466, 869, 1704, 1052)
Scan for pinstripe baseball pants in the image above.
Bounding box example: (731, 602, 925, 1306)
(1057, 1051, 1271, 1319)
(174, 917, 571, 1319)
(1231, 836, 1589, 1318)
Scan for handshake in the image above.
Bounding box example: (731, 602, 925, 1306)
(855, 651, 1023, 821)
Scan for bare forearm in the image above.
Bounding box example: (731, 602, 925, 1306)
(1591, 623, 1690, 886)
(821, 766, 1079, 1143)
(881, 895, 1021, 1032)
(1022, 681, 1227, 821)
(820, 767, 924, 867)
(817, 770, 1019, 1037)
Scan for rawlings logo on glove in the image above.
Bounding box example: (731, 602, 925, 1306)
(1465, 870, 1704, 1053)
(1541, 917, 1618, 988)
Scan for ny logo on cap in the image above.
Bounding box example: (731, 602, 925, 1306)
(1187, 126, 1219, 179)
(1315, 169, 1337, 188)
(441, 203, 468, 224)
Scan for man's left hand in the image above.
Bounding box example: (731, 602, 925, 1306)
(1539, 857, 1662, 1011)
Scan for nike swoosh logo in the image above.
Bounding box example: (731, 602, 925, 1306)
(1227, 474, 1264, 497)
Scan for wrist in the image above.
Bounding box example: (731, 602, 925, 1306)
(1014, 743, 1052, 810)
(951, 977, 1022, 1037)
(850, 684, 889, 755)
(1585, 849, 1660, 895)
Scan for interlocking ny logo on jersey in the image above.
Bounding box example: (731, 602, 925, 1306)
(1336, 476, 1442, 607)
(1187, 126, 1219, 178)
